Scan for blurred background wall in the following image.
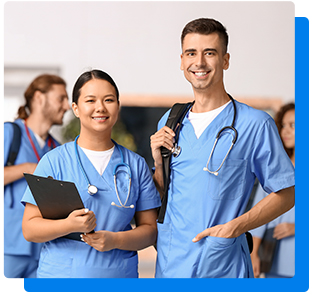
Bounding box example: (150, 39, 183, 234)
(3, 1, 295, 277)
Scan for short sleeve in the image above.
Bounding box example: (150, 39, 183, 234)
(250, 118, 295, 194)
(135, 158, 161, 212)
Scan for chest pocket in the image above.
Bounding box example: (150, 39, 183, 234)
(207, 158, 247, 200)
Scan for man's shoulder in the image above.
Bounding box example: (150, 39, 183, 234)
(235, 100, 272, 124)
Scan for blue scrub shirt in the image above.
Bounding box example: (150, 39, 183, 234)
(250, 183, 295, 277)
(155, 100, 295, 278)
(21, 141, 161, 278)
(4, 119, 59, 259)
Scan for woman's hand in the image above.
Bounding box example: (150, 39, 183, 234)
(81, 231, 116, 252)
(273, 222, 295, 240)
(66, 208, 97, 234)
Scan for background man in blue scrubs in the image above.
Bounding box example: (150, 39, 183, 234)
(4, 74, 70, 277)
(150, 18, 295, 278)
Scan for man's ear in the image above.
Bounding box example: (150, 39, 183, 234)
(223, 53, 230, 70)
(180, 54, 184, 71)
(31, 90, 47, 112)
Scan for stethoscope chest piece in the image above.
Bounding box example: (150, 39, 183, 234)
(171, 143, 181, 158)
(88, 184, 98, 195)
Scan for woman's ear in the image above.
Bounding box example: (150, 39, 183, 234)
(72, 102, 79, 118)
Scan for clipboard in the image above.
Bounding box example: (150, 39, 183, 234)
(24, 173, 92, 241)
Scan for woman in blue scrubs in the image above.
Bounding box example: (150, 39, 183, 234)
(22, 69, 161, 278)
(250, 103, 295, 278)
(4, 74, 69, 278)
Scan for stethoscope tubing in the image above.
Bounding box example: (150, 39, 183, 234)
(203, 96, 238, 176)
(74, 136, 134, 208)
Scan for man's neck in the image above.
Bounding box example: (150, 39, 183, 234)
(192, 88, 230, 113)
(25, 113, 51, 140)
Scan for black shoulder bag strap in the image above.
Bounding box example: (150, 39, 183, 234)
(6, 122, 22, 166)
(5, 122, 22, 208)
(157, 102, 194, 223)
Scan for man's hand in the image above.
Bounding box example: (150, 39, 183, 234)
(192, 223, 236, 243)
(150, 126, 175, 167)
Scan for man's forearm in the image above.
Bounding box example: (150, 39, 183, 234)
(227, 186, 295, 237)
(153, 164, 164, 199)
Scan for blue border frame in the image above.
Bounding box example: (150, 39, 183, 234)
(24, 17, 309, 293)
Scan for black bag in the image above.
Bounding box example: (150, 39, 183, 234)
(258, 227, 277, 273)
(5, 122, 22, 166)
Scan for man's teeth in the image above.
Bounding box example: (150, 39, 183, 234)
(194, 72, 208, 76)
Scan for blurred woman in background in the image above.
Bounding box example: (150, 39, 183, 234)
(250, 103, 295, 278)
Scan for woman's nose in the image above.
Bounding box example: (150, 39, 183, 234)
(95, 100, 106, 111)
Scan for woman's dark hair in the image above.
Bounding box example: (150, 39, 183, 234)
(18, 74, 66, 119)
(274, 102, 295, 158)
(72, 69, 119, 104)
(181, 18, 229, 54)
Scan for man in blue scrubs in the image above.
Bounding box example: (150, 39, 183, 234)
(4, 74, 70, 277)
(150, 18, 295, 278)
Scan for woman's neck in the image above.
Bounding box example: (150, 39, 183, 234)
(77, 129, 114, 151)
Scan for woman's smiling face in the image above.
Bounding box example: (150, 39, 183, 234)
(72, 78, 119, 135)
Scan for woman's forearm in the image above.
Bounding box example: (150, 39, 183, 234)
(22, 215, 72, 243)
(115, 224, 157, 251)
(22, 204, 96, 243)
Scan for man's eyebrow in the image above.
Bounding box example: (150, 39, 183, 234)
(204, 48, 218, 53)
(184, 48, 218, 53)
(184, 48, 197, 54)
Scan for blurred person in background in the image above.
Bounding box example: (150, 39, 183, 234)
(4, 74, 70, 278)
(250, 103, 295, 278)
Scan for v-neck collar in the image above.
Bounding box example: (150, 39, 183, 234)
(181, 101, 234, 151)
(75, 141, 121, 191)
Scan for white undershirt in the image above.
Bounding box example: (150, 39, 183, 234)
(188, 100, 231, 139)
(34, 133, 46, 149)
(81, 146, 115, 175)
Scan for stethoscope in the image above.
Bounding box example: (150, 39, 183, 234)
(203, 95, 238, 176)
(171, 95, 238, 176)
(74, 136, 134, 209)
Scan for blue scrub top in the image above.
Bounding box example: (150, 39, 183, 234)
(4, 119, 59, 258)
(155, 100, 295, 278)
(21, 141, 161, 278)
(250, 183, 295, 277)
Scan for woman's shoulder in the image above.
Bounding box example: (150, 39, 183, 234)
(43, 141, 74, 161)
